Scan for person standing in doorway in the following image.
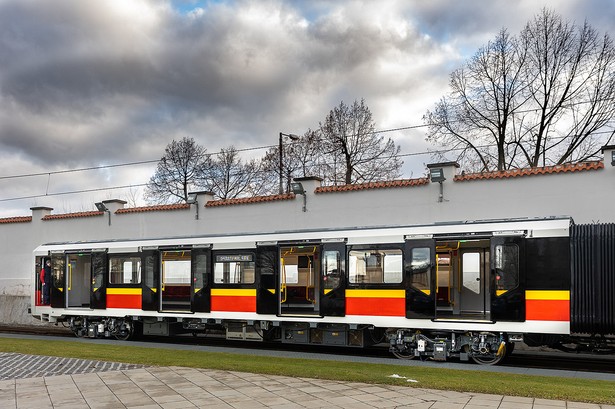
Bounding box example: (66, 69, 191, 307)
(40, 259, 51, 305)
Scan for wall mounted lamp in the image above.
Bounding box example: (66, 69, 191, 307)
(291, 182, 307, 212)
(429, 167, 446, 183)
(95, 202, 111, 225)
(186, 192, 199, 220)
(429, 167, 445, 203)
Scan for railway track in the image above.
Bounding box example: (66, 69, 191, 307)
(2, 325, 614, 375)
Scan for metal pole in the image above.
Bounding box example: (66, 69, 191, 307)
(278, 132, 283, 195)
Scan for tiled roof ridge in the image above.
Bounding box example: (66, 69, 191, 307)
(42, 211, 103, 220)
(206, 193, 295, 207)
(116, 203, 190, 214)
(0, 216, 32, 224)
(315, 177, 429, 193)
(454, 161, 604, 182)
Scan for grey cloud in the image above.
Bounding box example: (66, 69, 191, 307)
(0, 0, 610, 216)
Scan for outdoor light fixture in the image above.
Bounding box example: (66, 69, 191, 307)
(291, 182, 307, 212)
(186, 192, 199, 220)
(429, 168, 445, 183)
(95, 202, 111, 226)
(95, 202, 108, 212)
(427, 164, 453, 203)
(186, 193, 198, 204)
(291, 182, 305, 195)
(612, 150, 615, 166)
(279, 132, 300, 194)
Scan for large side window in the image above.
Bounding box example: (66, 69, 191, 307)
(348, 249, 402, 284)
(214, 254, 255, 284)
(494, 244, 519, 292)
(109, 256, 141, 284)
(410, 247, 431, 291)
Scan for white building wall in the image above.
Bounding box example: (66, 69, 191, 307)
(1, 149, 614, 325)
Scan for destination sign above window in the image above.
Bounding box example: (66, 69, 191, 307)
(216, 254, 253, 262)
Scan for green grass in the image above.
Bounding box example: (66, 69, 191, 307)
(1, 337, 614, 404)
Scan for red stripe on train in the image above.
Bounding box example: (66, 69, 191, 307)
(107, 294, 142, 309)
(526, 299, 569, 321)
(346, 297, 405, 316)
(211, 296, 256, 312)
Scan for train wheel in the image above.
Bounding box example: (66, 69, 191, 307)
(468, 332, 507, 365)
(114, 319, 134, 341)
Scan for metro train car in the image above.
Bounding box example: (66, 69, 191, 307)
(30, 216, 615, 365)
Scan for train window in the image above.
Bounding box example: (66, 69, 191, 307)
(410, 247, 431, 291)
(109, 256, 142, 284)
(494, 244, 519, 291)
(214, 254, 255, 284)
(323, 251, 341, 289)
(348, 249, 402, 284)
(162, 251, 191, 284)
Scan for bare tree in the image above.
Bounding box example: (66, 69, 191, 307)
(320, 99, 402, 184)
(145, 137, 210, 204)
(520, 9, 615, 166)
(425, 9, 615, 171)
(425, 29, 529, 171)
(203, 146, 268, 199)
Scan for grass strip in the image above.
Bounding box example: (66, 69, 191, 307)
(0, 337, 613, 404)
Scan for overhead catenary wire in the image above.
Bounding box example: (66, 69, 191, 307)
(0, 117, 612, 205)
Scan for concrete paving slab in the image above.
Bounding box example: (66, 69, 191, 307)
(0, 353, 613, 408)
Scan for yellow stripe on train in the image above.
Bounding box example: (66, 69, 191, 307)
(211, 289, 257, 297)
(525, 290, 570, 300)
(346, 289, 405, 298)
(107, 288, 142, 295)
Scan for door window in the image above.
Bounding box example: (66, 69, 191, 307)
(494, 244, 519, 292)
(410, 247, 431, 291)
(323, 251, 341, 290)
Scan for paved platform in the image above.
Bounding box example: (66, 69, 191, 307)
(1, 362, 614, 409)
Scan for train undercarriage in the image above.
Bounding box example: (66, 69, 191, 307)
(54, 314, 615, 364)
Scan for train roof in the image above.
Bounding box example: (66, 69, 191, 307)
(33, 216, 572, 255)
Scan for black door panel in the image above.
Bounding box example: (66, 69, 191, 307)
(405, 239, 436, 319)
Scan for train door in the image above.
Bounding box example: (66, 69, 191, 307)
(320, 241, 346, 317)
(50, 253, 65, 308)
(404, 239, 436, 319)
(279, 244, 320, 315)
(459, 248, 489, 316)
(256, 245, 278, 314)
(66, 253, 92, 308)
(90, 251, 107, 310)
(191, 247, 211, 312)
(160, 249, 192, 312)
(142, 249, 160, 311)
(434, 239, 491, 320)
(490, 236, 525, 321)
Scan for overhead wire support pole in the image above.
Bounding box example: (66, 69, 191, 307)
(279, 132, 300, 195)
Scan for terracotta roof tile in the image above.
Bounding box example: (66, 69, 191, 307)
(206, 194, 294, 207)
(315, 178, 429, 193)
(42, 211, 104, 220)
(454, 161, 604, 182)
(116, 203, 190, 214)
(0, 216, 32, 224)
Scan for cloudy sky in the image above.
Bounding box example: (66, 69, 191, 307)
(0, 0, 613, 217)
